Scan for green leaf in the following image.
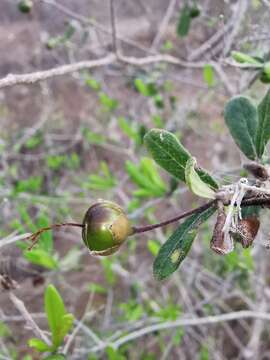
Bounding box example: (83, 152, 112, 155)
(144, 129, 218, 188)
(155, 303, 182, 321)
(15, 175, 43, 193)
(242, 205, 260, 219)
(185, 158, 216, 199)
(36, 213, 53, 252)
(144, 129, 191, 182)
(126, 157, 166, 198)
(106, 346, 126, 360)
(45, 284, 66, 349)
(203, 64, 215, 87)
(86, 161, 116, 191)
(22, 356, 33, 360)
(87, 282, 107, 294)
(261, 71, 270, 83)
(231, 51, 263, 65)
(263, 62, 270, 77)
(82, 128, 105, 144)
(98, 92, 118, 111)
(199, 345, 210, 360)
(46, 22, 75, 49)
(25, 133, 43, 149)
(118, 117, 139, 143)
(256, 89, 270, 158)
(177, 5, 191, 37)
(147, 240, 160, 256)
(196, 168, 219, 190)
(134, 79, 157, 97)
(24, 249, 58, 270)
(59, 313, 74, 341)
(28, 338, 51, 352)
(62, 22, 76, 41)
(17, 205, 36, 232)
(43, 355, 66, 360)
(85, 76, 101, 91)
(224, 96, 258, 160)
(153, 205, 216, 280)
(140, 157, 166, 190)
(0, 322, 11, 337)
(46, 155, 66, 170)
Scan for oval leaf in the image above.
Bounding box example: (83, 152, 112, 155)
(144, 129, 218, 189)
(185, 158, 216, 199)
(153, 205, 216, 280)
(177, 5, 191, 37)
(28, 338, 51, 353)
(59, 313, 74, 341)
(144, 129, 191, 182)
(231, 51, 263, 65)
(196, 167, 219, 189)
(203, 64, 215, 87)
(224, 96, 258, 160)
(45, 284, 66, 348)
(256, 88, 270, 158)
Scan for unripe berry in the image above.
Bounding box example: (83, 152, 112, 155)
(190, 7, 200, 18)
(18, 0, 33, 13)
(82, 200, 132, 256)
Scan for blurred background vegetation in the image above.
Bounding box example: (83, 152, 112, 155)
(1, 0, 270, 359)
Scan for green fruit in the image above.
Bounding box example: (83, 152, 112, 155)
(260, 71, 270, 84)
(189, 7, 200, 18)
(82, 200, 132, 256)
(18, 0, 33, 13)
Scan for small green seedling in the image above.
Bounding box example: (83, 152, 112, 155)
(126, 157, 167, 198)
(83, 161, 116, 191)
(29, 284, 74, 356)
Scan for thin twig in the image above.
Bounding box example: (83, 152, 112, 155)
(109, 0, 118, 55)
(79, 310, 270, 354)
(133, 194, 270, 234)
(9, 293, 50, 345)
(0, 233, 31, 250)
(40, 0, 151, 54)
(0, 54, 116, 89)
(224, 0, 248, 55)
(0, 53, 230, 90)
(242, 252, 268, 359)
(26, 222, 84, 250)
(212, 63, 235, 95)
(150, 0, 177, 51)
(132, 200, 216, 234)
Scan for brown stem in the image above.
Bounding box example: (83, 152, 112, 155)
(132, 200, 217, 234)
(26, 222, 84, 250)
(132, 196, 270, 235)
